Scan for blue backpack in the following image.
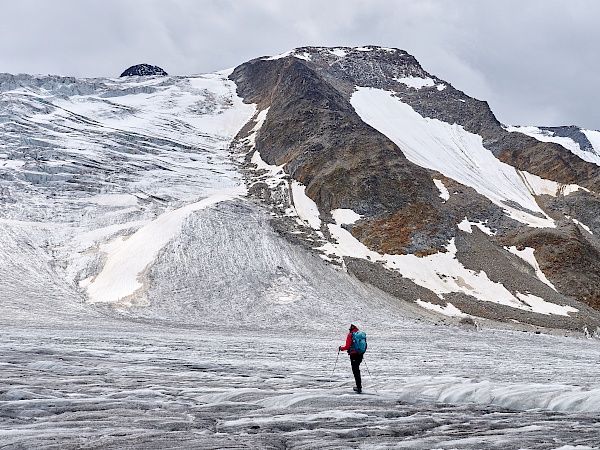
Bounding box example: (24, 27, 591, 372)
(351, 330, 367, 354)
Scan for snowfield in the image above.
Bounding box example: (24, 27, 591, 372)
(350, 88, 556, 228)
(1, 70, 600, 449)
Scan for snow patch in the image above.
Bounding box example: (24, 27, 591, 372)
(570, 217, 593, 234)
(509, 126, 600, 167)
(244, 110, 290, 189)
(433, 178, 450, 201)
(457, 218, 494, 236)
(416, 300, 467, 317)
(263, 50, 312, 62)
(243, 109, 289, 189)
(319, 225, 573, 316)
(294, 52, 312, 62)
(331, 209, 362, 225)
(264, 51, 294, 61)
(506, 126, 581, 152)
(516, 292, 576, 316)
(291, 181, 321, 230)
(582, 129, 600, 156)
(250, 151, 287, 188)
(329, 49, 347, 57)
(394, 76, 435, 89)
(506, 246, 557, 291)
(247, 108, 269, 148)
(351, 88, 555, 228)
(518, 170, 586, 197)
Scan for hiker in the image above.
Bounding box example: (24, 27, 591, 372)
(338, 324, 367, 393)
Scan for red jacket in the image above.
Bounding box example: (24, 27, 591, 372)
(339, 330, 359, 354)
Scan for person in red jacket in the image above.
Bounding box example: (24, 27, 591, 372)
(338, 324, 363, 393)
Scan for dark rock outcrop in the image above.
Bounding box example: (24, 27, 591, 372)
(120, 64, 168, 77)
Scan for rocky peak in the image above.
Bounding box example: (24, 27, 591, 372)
(120, 64, 168, 77)
(262, 46, 433, 95)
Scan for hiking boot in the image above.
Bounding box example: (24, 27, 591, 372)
(353, 387, 362, 394)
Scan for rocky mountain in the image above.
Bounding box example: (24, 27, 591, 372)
(230, 46, 600, 331)
(1, 47, 599, 334)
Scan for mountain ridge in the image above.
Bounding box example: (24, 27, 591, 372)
(230, 45, 600, 330)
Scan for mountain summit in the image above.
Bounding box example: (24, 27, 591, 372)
(1, 46, 599, 333)
(120, 63, 168, 77)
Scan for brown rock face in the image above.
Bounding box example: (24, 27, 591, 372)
(351, 202, 441, 255)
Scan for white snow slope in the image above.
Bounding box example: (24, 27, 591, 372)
(1, 70, 600, 448)
(351, 88, 555, 228)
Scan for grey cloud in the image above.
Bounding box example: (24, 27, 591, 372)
(0, 0, 598, 129)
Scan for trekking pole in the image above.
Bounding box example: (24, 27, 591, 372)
(363, 357, 378, 394)
(331, 349, 340, 378)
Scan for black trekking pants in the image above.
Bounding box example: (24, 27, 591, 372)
(350, 353, 363, 389)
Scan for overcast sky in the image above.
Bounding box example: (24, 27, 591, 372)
(1, 0, 598, 129)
